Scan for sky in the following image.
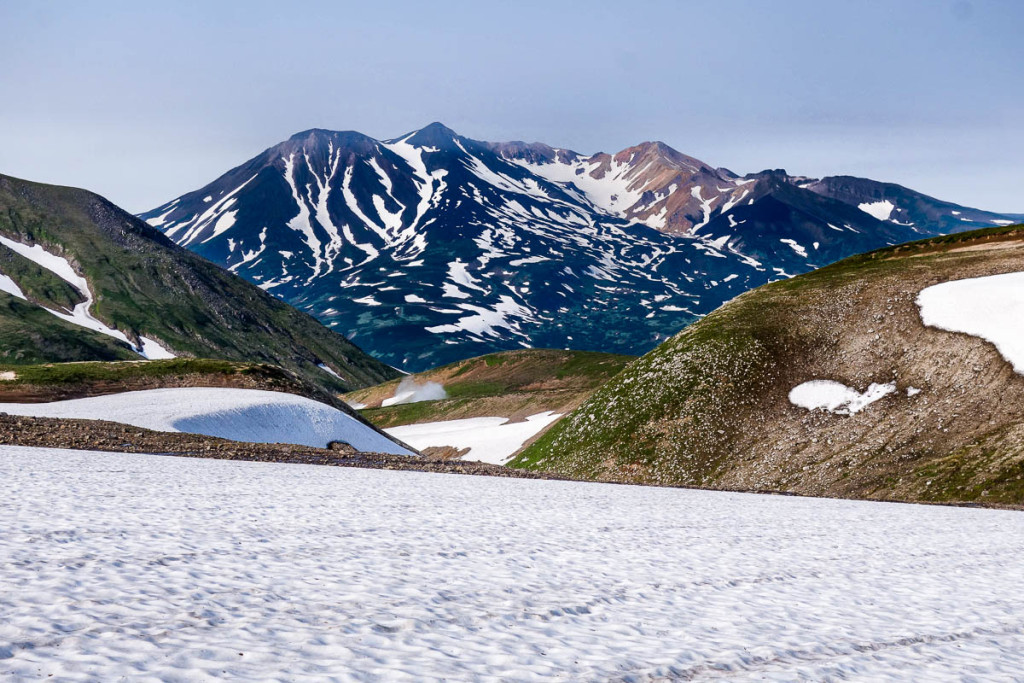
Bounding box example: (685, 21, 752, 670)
(1, 0, 1022, 213)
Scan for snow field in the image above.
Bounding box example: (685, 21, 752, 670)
(385, 411, 562, 464)
(2, 446, 1024, 681)
(0, 387, 412, 455)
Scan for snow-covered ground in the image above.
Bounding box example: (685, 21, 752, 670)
(0, 388, 412, 455)
(386, 411, 561, 464)
(918, 271, 1024, 374)
(3, 446, 1023, 681)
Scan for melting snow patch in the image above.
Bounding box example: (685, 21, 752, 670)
(917, 272, 1024, 374)
(0, 388, 412, 455)
(0, 272, 27, 300)
(318, 363, 342, 379)
(386, 411, 561, 464)
(858, 200, 896, 221)
(381, 377, 448, 407)
(780, 239, 808, 257)
(789, 380, 896, 415)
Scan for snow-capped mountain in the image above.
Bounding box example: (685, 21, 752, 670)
(142, 123, 1017, 371)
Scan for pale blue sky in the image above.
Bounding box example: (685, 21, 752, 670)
(1, 0, 1021, 213)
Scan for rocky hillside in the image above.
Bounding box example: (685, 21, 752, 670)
(0, 173, 398, 392)
(142, 123, 1018, 371)
(512, 224, 1024, 506)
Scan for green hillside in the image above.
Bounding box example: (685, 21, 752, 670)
(513, 225, 1024, 506)
(0, 173, 398, 392)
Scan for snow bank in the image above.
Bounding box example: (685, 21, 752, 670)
(917, 272, 1024, 374)
(0, 388, 412, 455)
(381, 377, 447, 407)
(3, 445, 1024, 680)
(385, 411, 561, 464)
(789, 380, 896, 415)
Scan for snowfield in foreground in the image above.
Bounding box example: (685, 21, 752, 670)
(3, 446, 1024, 681)
(917, 271, 1024, 374)
(385, 411, 562, 464)
(0, 388, 412, 455)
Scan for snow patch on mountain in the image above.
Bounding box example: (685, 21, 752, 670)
(381, 377, 448, 407)
(858, 200, 896, 221)
(917, 272, 1024, 374)
(789, 380, 896, 415)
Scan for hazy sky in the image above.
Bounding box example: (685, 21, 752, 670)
(1, 0, 1022, 213)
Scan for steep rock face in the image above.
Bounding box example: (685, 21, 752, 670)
(0, 173, 398, 392)
(513, 225, 1024, 507)
(143, 124, 1017, 371)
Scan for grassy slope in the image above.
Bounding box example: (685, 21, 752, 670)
(344, 349, 635, 429)
(513, 225, 1024, 506)
(0, 173, 399, 392)
(0, 297, 139, 364)
(0, 358, 355, 409)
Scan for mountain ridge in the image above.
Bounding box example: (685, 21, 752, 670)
(141, 123, 1019, 371)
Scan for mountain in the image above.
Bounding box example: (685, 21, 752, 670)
(0, 173, 398, 392)
(512, 224, 1024, 506)
(142, 124, 1019, 371)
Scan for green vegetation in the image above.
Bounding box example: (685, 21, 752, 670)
(0, 298, 137, 364)
(0, 357, 353, 411)
(347, 349, 636, 430)
(0, 358, 271, 385)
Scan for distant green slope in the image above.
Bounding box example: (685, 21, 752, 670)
(0, 173, 399, 391)
(346, 348, 635, 429)
(513, 225, 1024, 506)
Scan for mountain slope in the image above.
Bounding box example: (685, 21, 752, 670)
(512, 224, 1024, 506)
(346, 348, 634, 428)
(0, 173, 398, 391)
(143, 124, 1019, 371)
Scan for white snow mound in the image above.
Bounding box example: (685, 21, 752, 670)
(789, 380, 896, 415)
(917, 272, 1024, 374)
(0, 387, 412, 455)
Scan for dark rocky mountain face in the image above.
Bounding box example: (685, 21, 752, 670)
(142, 124, 1018, 371)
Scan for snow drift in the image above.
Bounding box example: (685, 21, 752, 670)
(0, 387, 413, 455)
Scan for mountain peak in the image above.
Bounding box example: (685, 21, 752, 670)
(401, 121, 462, 148)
